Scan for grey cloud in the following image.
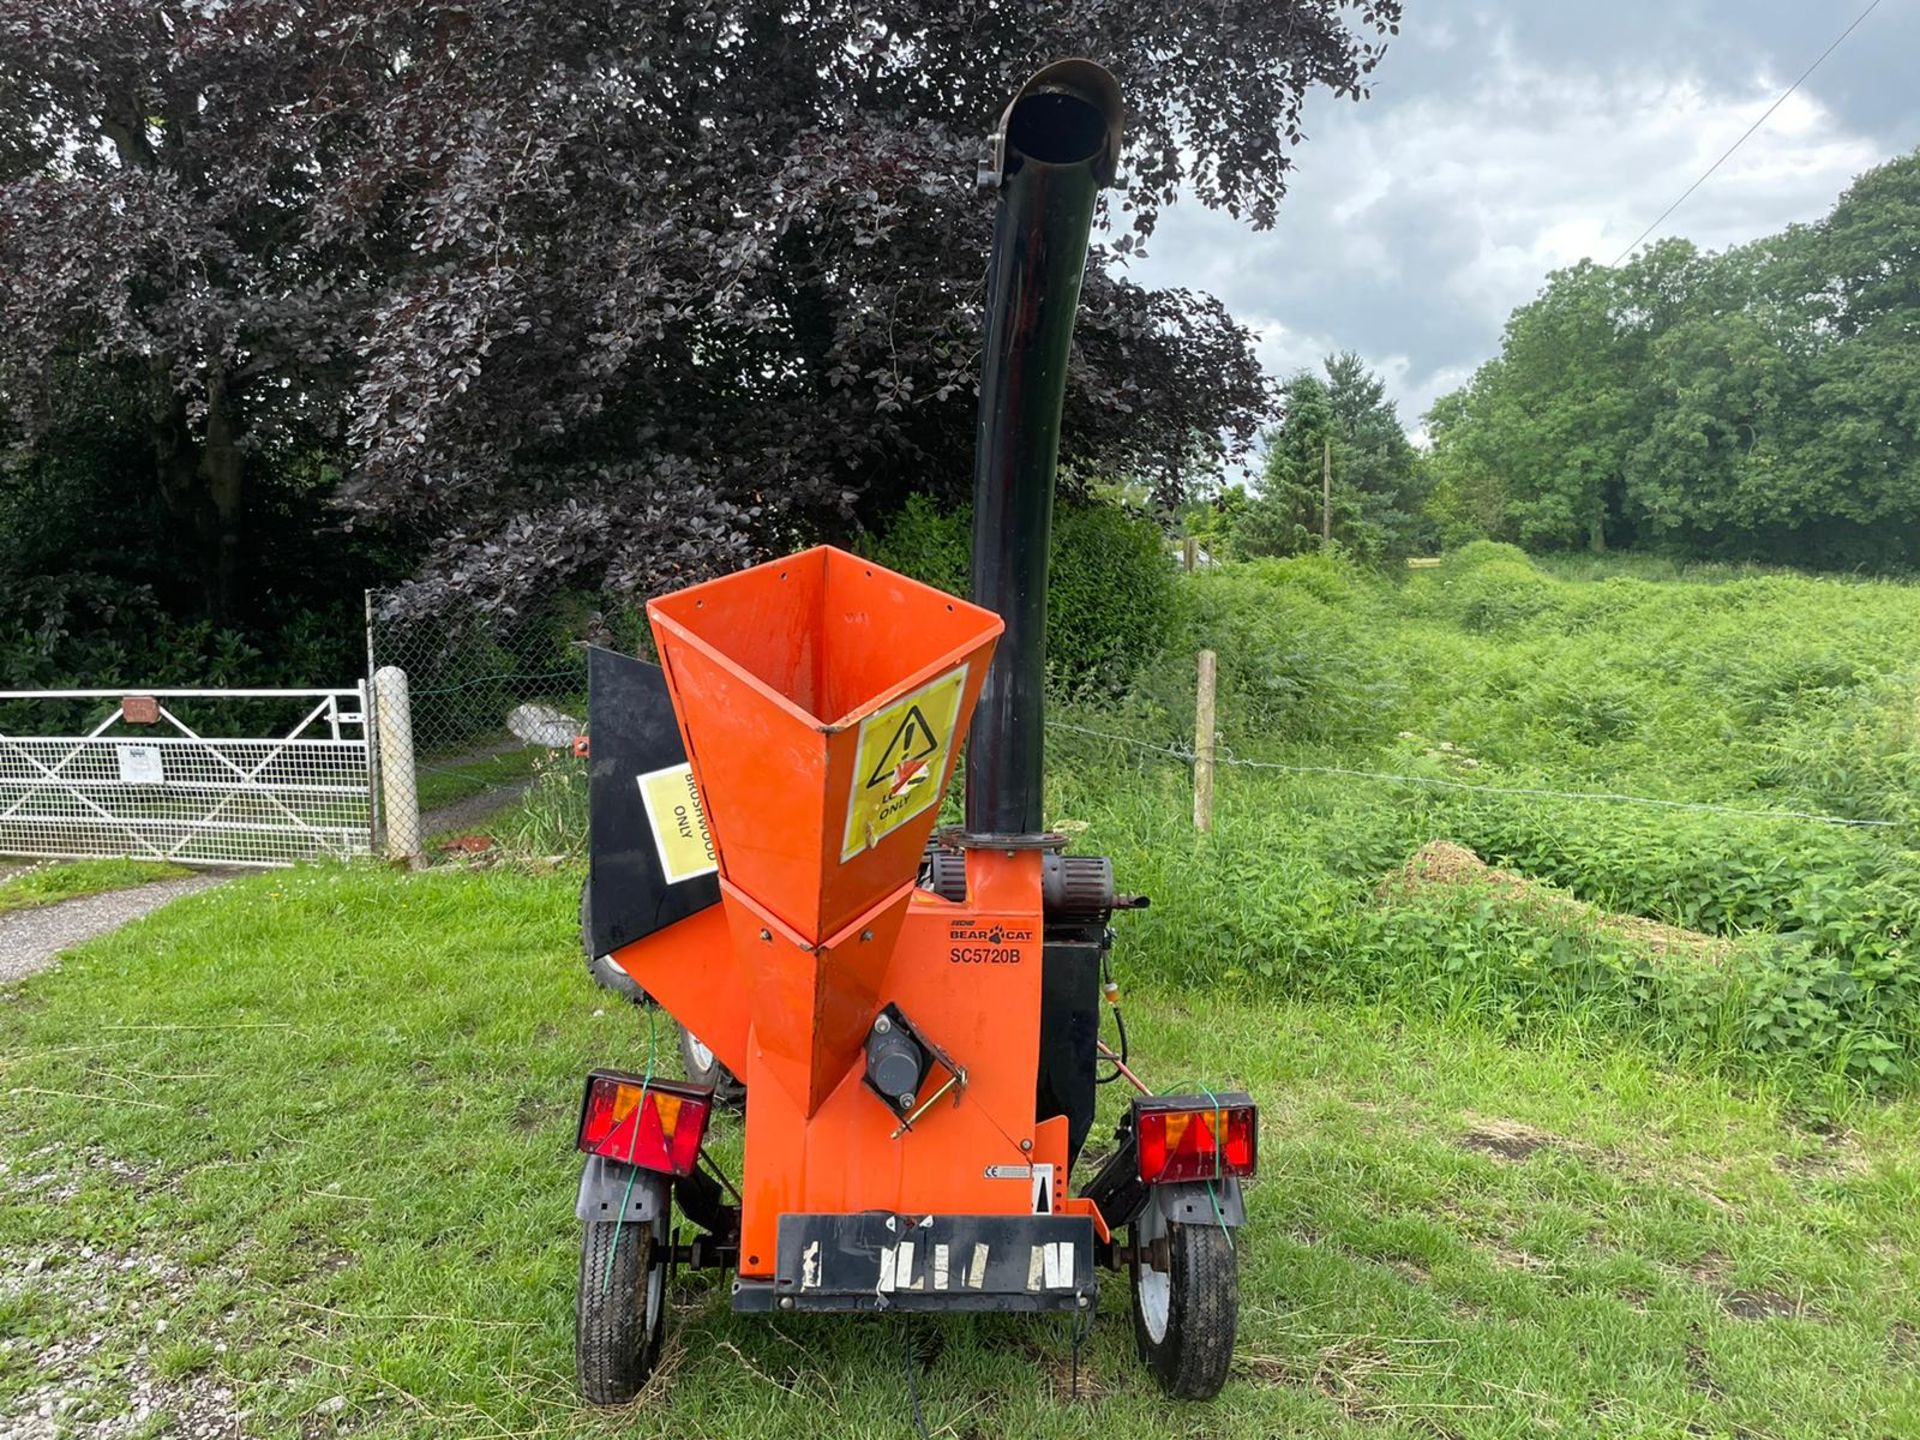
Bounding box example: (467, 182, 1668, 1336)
(1134, 0, 1915, 431)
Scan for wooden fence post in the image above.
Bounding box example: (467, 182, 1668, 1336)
(1194, 649, 1217, 833)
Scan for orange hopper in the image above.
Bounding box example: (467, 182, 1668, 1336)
(647, 546, 1002, 1117)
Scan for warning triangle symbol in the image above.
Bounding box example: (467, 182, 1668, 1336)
(864, 705, 942, 790)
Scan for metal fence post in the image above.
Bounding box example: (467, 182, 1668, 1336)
(373, 666, 422, 864)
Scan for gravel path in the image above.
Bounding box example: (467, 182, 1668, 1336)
(420, 777, 535, 839)
(0, 873, 234, 986)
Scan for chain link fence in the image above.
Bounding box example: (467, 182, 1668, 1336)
(364, 591, 641, 852)
(360, 591, 599, 852)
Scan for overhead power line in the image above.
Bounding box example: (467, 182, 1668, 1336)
(1610, 0, 1884, 266)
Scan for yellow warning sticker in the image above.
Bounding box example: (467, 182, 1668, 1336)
(840, 663, 969, 861)
(637, 763, 718, 884)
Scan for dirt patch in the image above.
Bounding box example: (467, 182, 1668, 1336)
(1684, 1249, 1731, 1286)
(1681, 1251, 1824, 1322)
(1457, 1116, 1561, 1162)
(1383, 1257, 1430, 1286)
(1774, 1127, 1870, 1179)
(511, 1096, 561, 1131)
(1683, 1341, 1724, 1397)
(1461, 1128, 1550, 1163)
(1720, 1288, 1814, 1321)
(1041, 1344, 1109, 1403)
(1484, 1240, 1558, 1275)
(1380, 841, 1728, 962)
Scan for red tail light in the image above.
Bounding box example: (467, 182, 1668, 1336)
(577, 1070, 712, 1177)
(1134, 1094, 1257, 1185)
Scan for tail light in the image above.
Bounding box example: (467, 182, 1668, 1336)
(577, 1070, 713, 1177)
(1134, 1093, 1257, 1185)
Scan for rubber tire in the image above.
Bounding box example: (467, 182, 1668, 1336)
(678, 1024, 746, 1108)
(1129, 1213, 1238, 1400)
(581, 878, 651, 1005)
(576, 1216, 668, 1404)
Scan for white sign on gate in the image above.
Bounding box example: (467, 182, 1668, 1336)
(116, 745, 164, 785)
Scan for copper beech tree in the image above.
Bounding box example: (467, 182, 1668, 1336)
(0, 1, 1402, 620)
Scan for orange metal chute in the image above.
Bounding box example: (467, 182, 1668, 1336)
(649, 546, 1002, 943)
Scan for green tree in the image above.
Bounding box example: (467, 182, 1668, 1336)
(1420, 388, 1509, 546)
(1238, 352, 1422, 561)
(1423, 149, 1920, 569)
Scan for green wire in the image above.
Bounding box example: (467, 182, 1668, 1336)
(601, 1007, 658, 1294)
(1153, 1079, 1236, 1252)
(1194, 1085, 1235, 1252)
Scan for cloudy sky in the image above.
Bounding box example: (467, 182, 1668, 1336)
(1132, 0, 1920, 433)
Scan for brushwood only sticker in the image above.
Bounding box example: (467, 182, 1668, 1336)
(636, 762, 718, 884)
(840, 663, 968, 862)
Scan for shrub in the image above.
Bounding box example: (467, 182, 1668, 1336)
(1159, 556, 1398, 747)
(1444, 539, 1535, 572)
(865, 495, 1176, 697)
(1441, 559, 1565, 633)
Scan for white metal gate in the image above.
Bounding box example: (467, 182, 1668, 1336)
(0, 688, 374, 867)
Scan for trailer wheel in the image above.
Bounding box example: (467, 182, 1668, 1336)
(581, 879, 650, 1005)
(576, 1215, 668, 1404)
(1129, 1201, 1237, 1400)
(678, 1025, 746, 1108)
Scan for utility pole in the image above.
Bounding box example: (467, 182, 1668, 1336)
(1321, 438, 1333, 552)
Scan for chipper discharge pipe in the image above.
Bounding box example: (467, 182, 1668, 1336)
(571, 61, 1258, 1408)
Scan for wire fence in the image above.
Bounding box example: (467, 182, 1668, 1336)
(356, 590, 1908, 860)
(364, 591, 603, 842)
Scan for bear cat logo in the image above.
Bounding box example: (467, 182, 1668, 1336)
(947, 919, 1033, 965)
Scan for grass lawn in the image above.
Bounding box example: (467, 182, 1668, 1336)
(4, 864, 1918, 1439)
(0, 859, 188, 915)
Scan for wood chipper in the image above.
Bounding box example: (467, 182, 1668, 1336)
(572, 60, 1257, 1403)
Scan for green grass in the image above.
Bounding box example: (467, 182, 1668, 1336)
(4, 864, 1919, 1438)
(0, 857, 187, 913)
(9, 552, 1920, 1435)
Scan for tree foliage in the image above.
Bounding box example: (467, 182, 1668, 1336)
(0, 0, 1405, 628)
(1230, 351, 1425, 562)
(1427, 149, 1920, 568)
(866, 494, 1176, 697)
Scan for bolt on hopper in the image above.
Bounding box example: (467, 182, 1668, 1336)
(569, 59, 1258, 1408)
